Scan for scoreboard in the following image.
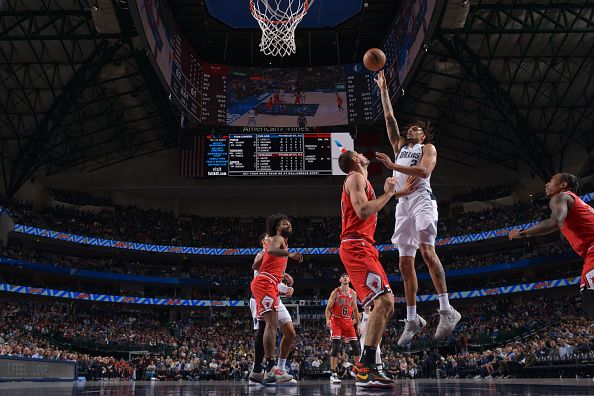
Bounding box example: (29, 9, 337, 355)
(345, 66, 375, 125)
(205, 130, 353, 176)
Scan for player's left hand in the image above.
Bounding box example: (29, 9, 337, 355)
(283, 273, 295, 286)
(508, 229, 522, 240)
(375, 152, 397, 170)
(383, 177, 397, 194)
(289, 252, 304, 263)
(374, 70, 387, 91)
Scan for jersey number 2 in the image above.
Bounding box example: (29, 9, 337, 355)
(410, 159, 418, 166)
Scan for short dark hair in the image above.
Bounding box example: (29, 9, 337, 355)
(338, 151, 355, 174)
(340, 273, 349, 278)
(405, 120, 434, 143)
(266, 213, 289, 237)
(559, 173, 579, 193)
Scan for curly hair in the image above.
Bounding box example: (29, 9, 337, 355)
(404, 120, 434, 143)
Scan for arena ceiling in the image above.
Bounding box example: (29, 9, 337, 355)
(0, 0, 593, 198)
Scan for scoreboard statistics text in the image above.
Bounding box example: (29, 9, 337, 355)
(205, 131, 353, 176)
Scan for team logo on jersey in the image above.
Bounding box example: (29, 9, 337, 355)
(366, 272, 382, 293)
(261, 295, 274, 310)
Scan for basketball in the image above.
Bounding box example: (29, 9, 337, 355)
(363, 48, 386, 72)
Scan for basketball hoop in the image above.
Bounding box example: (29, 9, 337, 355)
(250, 0, 309, 57)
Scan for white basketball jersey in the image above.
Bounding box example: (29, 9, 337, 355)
(360, 312, 369, 337)
(394, 144, 432, 194)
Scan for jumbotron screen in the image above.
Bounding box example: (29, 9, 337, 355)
(131, 0, 375, 127)
(204, 129, 354, 176)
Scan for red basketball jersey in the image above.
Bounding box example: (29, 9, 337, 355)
(561, 191, 594, 257)
(259, 238, 288, 283)
(340, 172, 377, 243)
(331, 287, 355, 319)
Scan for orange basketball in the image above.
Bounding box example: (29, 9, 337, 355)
(363, 48, 386, 72)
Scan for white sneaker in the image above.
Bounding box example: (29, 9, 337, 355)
(330, 372, 341, 384)
(397, 315, 427, 346)
(263, 367, 293, 385)
(277, 368, 297, 385)
(434, 307, 461, 339)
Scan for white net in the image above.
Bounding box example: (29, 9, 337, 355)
(250, 0, 309, 57)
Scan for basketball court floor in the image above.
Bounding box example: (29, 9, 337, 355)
(1, 379, 593, 395)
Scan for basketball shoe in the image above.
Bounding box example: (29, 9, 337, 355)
(397, 314, 427, 346)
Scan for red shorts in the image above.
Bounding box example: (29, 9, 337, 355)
(580, 247, 594, 289)
(339, 239, 391, 307)
(330, 317, 357, 341)
(250, 275, 279, 319)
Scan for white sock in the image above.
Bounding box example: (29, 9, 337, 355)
(277, 358, 287, 370)
(438, 293, 451, 311)
(406, 306, 417, 321)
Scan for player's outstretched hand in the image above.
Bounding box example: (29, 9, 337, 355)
(289, 252, 304, 263)
(383, 176, 397, 194)
(375, 152, 396, 170)
(508, 229, 522, 240)
(396, 176, 417, 197)
(285, 287, 294, 298)
(374, 70, 387, 91)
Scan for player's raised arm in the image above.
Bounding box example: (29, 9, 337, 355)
(325, 290, 337, 327)
(508, 193, 572, 239)
(375, 70, 405, 153)
(375, 144, 436, 179)
(346, 173, 416, 219)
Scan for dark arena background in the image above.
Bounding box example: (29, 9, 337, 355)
(0, 0, 593, 395)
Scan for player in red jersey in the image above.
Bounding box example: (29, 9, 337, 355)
(337, 150, 416, 388)
(250, 214, 303, 385)
(325, 273, 360, 384)
(508, 173, 594, 317)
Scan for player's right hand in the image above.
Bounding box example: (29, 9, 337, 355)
(374, 70, 387, 91)
(383, 176, 397, 194)
(326, 320, 332, 328)
(289, 252, 304, 263)
(397, 176, 417, 196)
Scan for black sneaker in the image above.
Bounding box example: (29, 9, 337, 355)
(355, 363, 394, 389)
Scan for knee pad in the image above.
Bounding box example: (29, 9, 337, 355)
(348, 340, 361, 357)
(398, 244, 417, 258)
(331, 339, 342, 357)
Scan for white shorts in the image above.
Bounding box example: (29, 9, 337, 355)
(250, 297, 292, 330)
(392, 191, 438, 253)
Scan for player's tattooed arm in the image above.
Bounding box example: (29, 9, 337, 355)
(325, 290, 337, 327)
(375, 70, 404, 152)
(508, 194, 571, 239)
(347, 173, 396, 219)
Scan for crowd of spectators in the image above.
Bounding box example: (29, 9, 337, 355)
(0, 240, 572, 294)
(0, 293, 591, 381)
(6, 192, 590, 248)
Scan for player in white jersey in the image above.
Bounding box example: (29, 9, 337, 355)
(248, 233, 297, 385)
(248, 108, 257, 127)
(359, 305, 384, 374)
(375, 70, 461, 346)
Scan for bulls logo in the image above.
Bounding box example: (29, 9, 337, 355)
(366, 272, 382, 293)
(261, 295, 274, 310)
